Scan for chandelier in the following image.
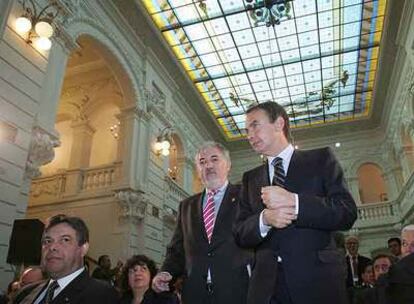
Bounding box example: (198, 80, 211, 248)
(245, 0, 293, 27)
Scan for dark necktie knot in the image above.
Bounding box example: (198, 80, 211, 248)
(271, 157, 285, 187)
(41, 280, 59, 304)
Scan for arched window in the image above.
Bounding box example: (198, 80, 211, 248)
(357, 163, 388, 204)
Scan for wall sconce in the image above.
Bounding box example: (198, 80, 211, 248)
(168, 166, 178, 180)
(154, 127, 172, 156)
(14, 0, 61, 51)
(110, 121, 120, 139)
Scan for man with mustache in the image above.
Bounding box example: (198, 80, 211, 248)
(234, 101, 357, 304)
(153, 141, 252, 304)
(14, 214, 118, 304)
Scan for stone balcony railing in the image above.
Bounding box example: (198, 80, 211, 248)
(29, 162, 121, 204)
(352, 172, 414, 230)
(164, 175, 190, 204)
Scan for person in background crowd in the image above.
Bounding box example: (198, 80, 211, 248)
(387, 237, 402, 260)
(153, 141, 252, 304)
(234, 101, 356, 304)
(345, 236, 372, 288)
(11, 266, 48, 304)
(361, 263, 375, 287)
(401, 225, 414, 257)
(372, 254, 395, 281)
(92, 254, 123, 286)
(12, 214, 118, 304)
(5, 281, 19, 304)
(119, 255, 178, 304)
(352, 263, 375, 304)
(19, 267, 47, 288)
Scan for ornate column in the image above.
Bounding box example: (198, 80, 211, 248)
(116, 105, 151, 190)
(68, 120, 95, 168)
(114, 189, 148, 258)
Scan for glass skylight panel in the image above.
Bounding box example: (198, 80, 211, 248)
(243, 57, 263, 70)
(278, 36, 299, 51)
(226, 13, 250, 32)
(293, 0, 317, 17)
(253, 26, 275, 42)
(232, 29, 255, 46)
(296, 15, 318, 33)
(205, 18, 229, 36)
(275, 20, 296, 37)
(281, 49, 300, 62)
(212, 33, 235, 50)
(174, 5, 200, 24)
(219, 48, 240, 62)
(143, 0, 387, 139)
(184, 23, 208, 40)
(191, 39, 215, 55)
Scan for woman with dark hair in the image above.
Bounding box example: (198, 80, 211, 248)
(119, 255, 178, 304)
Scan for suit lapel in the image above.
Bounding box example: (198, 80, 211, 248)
(211, 184, 238, 242)
(285, 150, 301, 191)
(197, 191, 209, 243)
(262, 162, 270, 187)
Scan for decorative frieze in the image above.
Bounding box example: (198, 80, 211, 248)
(25, 128, 60, 179)
(115, 189, 148, 222)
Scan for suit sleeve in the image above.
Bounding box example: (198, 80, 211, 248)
(233, 171, 267, 248)
(161, 201, 186, 278)
(295, 148, 357, 230)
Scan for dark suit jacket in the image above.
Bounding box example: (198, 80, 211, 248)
(15, 270, 118, 304)
(369, 253, 414, 304)
(346, 254, 372, 287)
(162, 184, 252, 304)
(234, 147, 357, 304)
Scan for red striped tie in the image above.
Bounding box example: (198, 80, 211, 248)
(203, 189, 217, 243)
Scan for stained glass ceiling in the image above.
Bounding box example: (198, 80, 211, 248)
(142, 0, 387, 139)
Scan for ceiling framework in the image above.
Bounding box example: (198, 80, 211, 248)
(142, 0, 387, 140)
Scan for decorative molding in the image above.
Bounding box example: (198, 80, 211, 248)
(115, 189, 148, 222)
(25, 128, 61, 179)
(162, 205, 177, 226)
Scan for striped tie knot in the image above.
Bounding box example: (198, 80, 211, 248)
(271, 157, 285, 187)
(203, 189, 218, 243)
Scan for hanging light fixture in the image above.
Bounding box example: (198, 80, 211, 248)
(245, 0, 293, 27)
(14, 0, 61, 51)
(154, 127, 173, 157)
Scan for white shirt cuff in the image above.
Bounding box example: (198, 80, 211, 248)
(294, 193, 299, 215)
(259, 210, 271, 237)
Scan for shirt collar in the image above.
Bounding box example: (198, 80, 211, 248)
(55, 267, 85, 290)
(267, 144, 294, 165)
(205, 180, 229, 195)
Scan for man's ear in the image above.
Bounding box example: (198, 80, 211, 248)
(81, 242, 89, 257)
(275, 116, 285, 131)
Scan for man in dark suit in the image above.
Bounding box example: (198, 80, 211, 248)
(345, 235, 372, 288)
(153, 141, 252, 304)
(234, 101, 357, 304)
(14, 214, 118, 304)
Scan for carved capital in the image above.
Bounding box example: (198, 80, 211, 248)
(143, 86, 166, 109)
(162, 205, 177, 226)
(115, 189, 148, 222)
(25, 128, 61, 179)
